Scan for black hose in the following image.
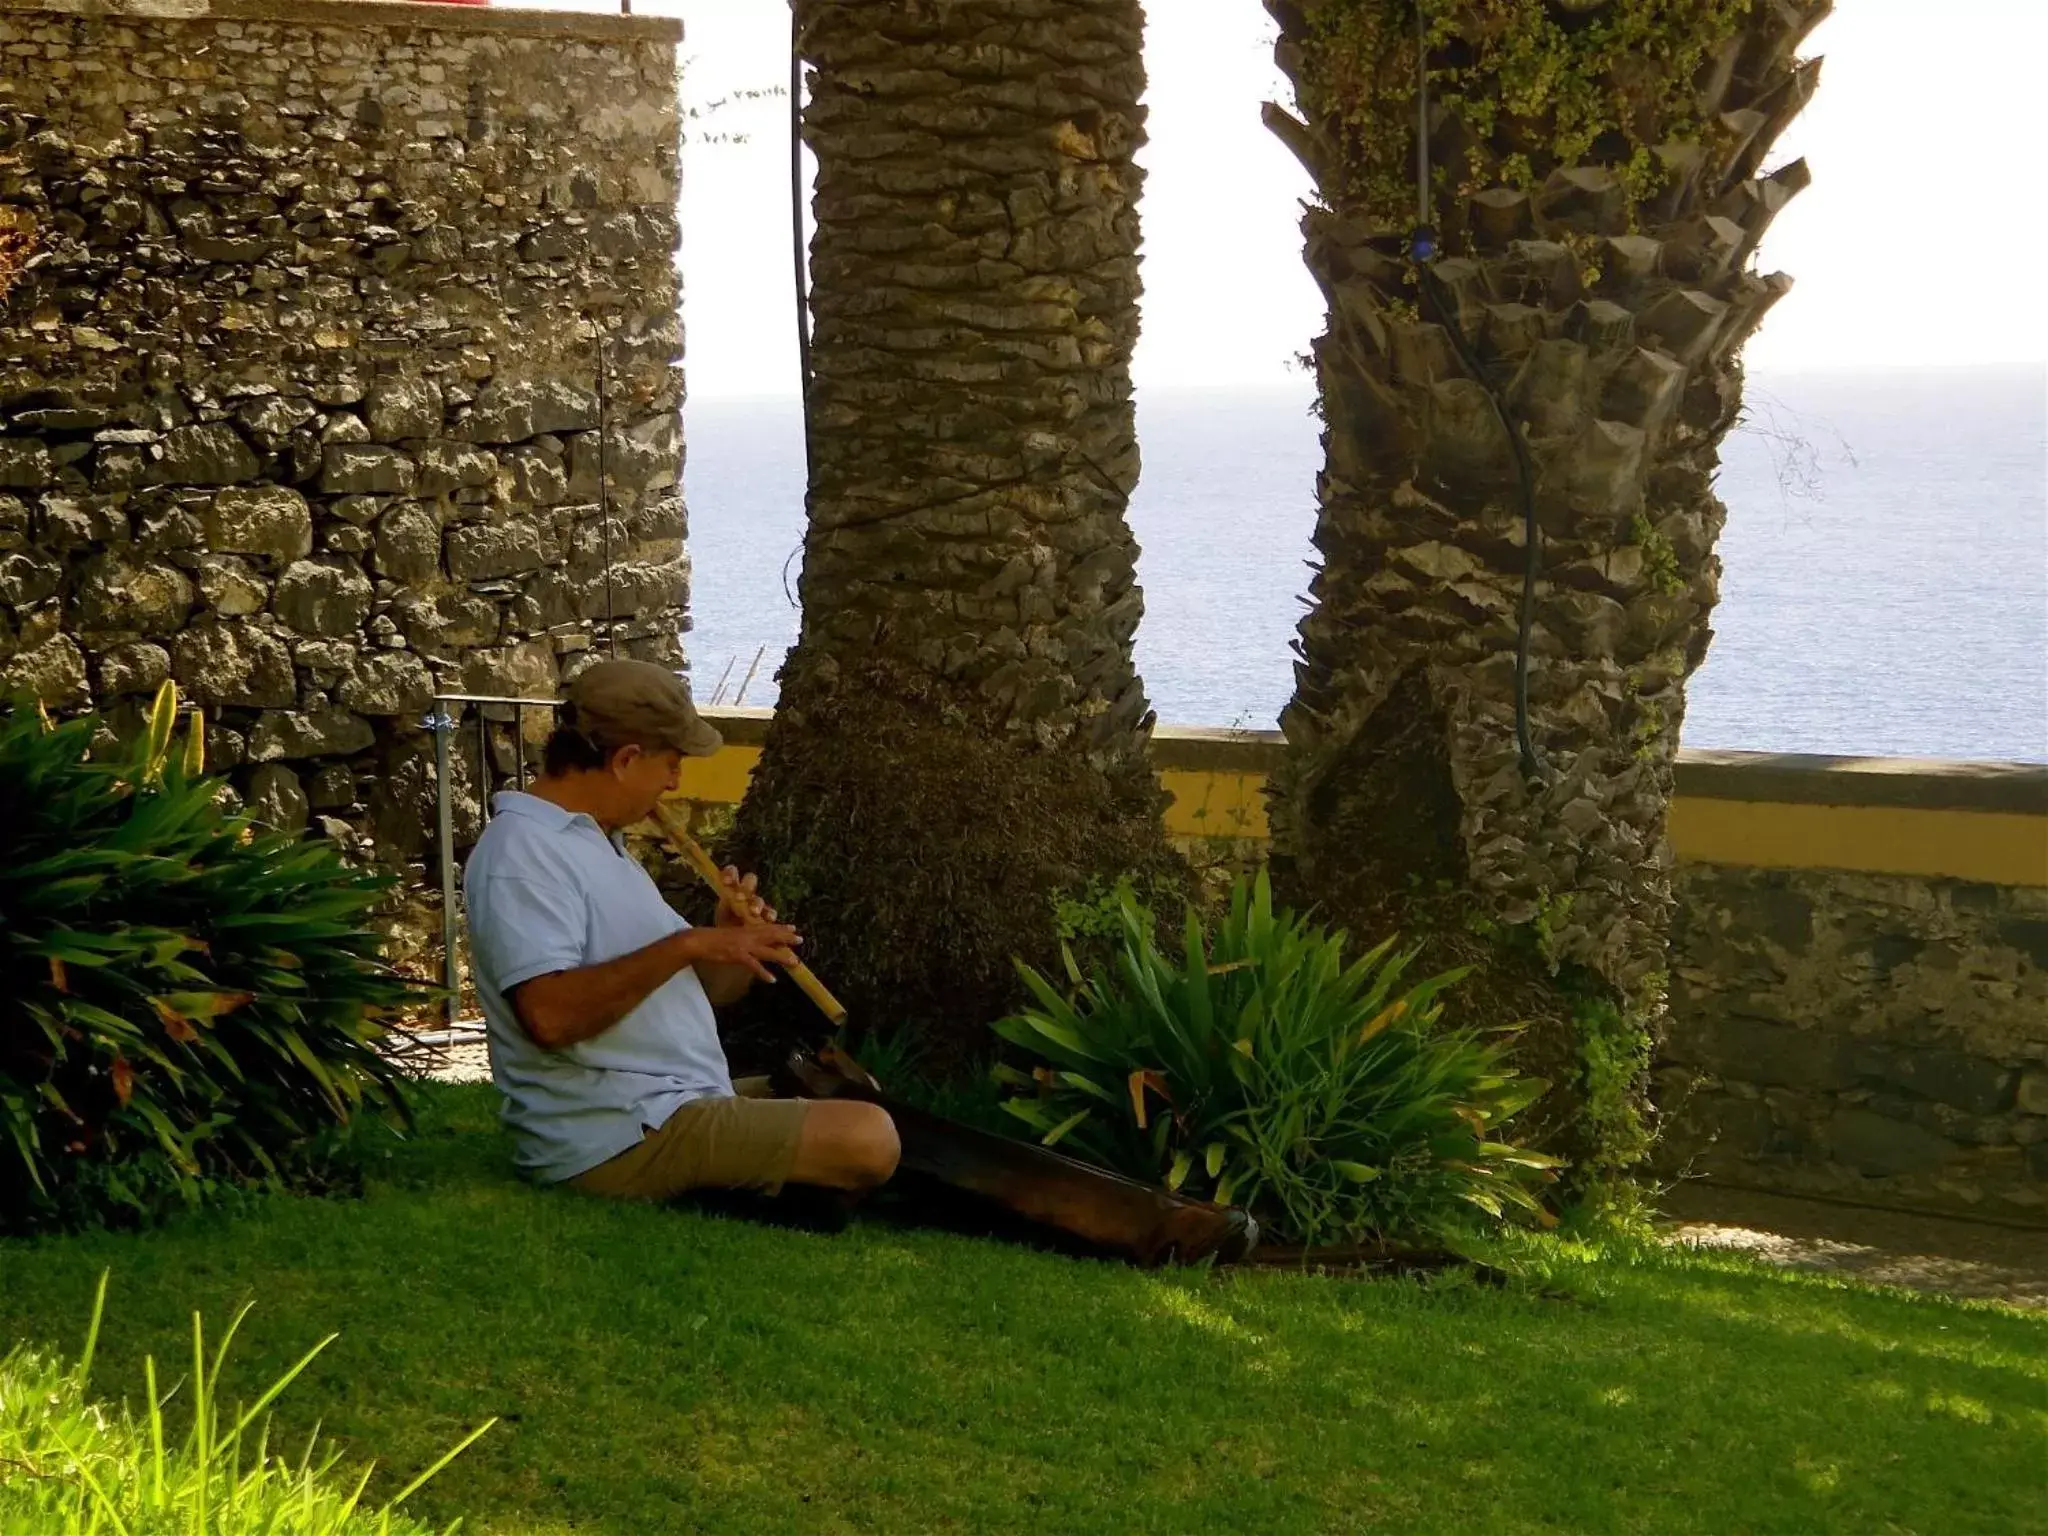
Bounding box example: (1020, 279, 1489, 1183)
(790, 3, 813, 483)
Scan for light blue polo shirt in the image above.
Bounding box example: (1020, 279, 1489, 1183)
(463, 791, 734, 1182)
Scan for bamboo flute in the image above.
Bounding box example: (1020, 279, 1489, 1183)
(648, 801, 848, 1025)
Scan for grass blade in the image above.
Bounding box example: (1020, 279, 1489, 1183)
(384, 1417, 498, 1511)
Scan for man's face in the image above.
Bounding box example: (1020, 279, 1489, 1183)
(607, 743, 685, 826)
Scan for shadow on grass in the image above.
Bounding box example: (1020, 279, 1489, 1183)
(0, 1083, 2040, 1536)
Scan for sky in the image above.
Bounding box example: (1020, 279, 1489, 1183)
(511, 0, 2048, 397)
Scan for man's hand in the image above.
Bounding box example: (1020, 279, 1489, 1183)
(714, 866, 776, 929)
(690, 865, 795, 1005)
(683, 919, 802, 984)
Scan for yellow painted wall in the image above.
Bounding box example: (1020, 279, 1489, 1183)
(1666, 798, 2048, 887)
(1158, 768, 1270, 841)
(674, 743, 760, 808)
(666, 747, 2048, 888)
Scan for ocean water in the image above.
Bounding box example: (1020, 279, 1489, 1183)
(682, 366, 2047, 763)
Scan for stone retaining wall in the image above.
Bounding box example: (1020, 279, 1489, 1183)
(1657, 757, 2047, 1225)
(0, 0, 686, 864)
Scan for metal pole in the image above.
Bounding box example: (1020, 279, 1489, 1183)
(426, 694, 565, 1037)
(514, 704, 527, 793)
(476, 710, 491, 826)
(430, 709, 459, 1030)
(733, 644, 767, 708)
(426, 692, 564, 708)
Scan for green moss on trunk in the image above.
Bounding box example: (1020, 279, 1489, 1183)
(725, 664, 1183, 1069)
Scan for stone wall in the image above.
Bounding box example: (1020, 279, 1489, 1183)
(0, 0, 686, 866)
(1658, 759, 2048, 1226)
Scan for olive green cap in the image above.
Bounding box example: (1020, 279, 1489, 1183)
(561, 659, 722, 759)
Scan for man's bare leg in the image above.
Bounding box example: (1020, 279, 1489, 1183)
(789, 1099, 899, 1191)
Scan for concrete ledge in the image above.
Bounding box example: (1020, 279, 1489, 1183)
(1150, 724, 1288, 777)
(1668, 752, 2048, 886)
(2, 0, 680, 42)
(1675, 749, 2048, 816)
(703, 706, 771, 748)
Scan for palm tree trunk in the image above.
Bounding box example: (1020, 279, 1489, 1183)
(1263, 0, 1828, 1180)
(728, 0, 1174, 1054)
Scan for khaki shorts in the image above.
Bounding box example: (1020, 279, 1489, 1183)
(570, 1079, 811, 1201)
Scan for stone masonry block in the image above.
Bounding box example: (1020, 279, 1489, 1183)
(249, 707, 378, 762)
(195, 555, 271, 618)
(339, 652, 433, 718)
(171, 622, 294, 708)
(0, 633, 88, 707)
(205, 486, 314, 561)
(150, 424, 260, 485)
(446, 517, 562, 581)
(1829, 1108, 1958, 1178)
(247, 763, 310, 834)
(273, 559, 374, 638)
(322, 445, 419, 496)
(0, 440, 57, 489)
(1664, 1014, 1856, 1093)
(366, 377, 445, 441)
(1870, 1048, 2017, 1116)
(374, 503, 444, 583)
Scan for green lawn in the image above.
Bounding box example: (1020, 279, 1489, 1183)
(1, 1085, 2041, 1535)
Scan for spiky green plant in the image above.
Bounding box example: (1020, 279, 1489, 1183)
(0, 1273, 491, 1534)
(1, 684, 418, 1234)
(994, 871, 1559, 1246)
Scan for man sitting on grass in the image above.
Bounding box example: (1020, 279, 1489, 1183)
(462, 658, 899, 1210)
